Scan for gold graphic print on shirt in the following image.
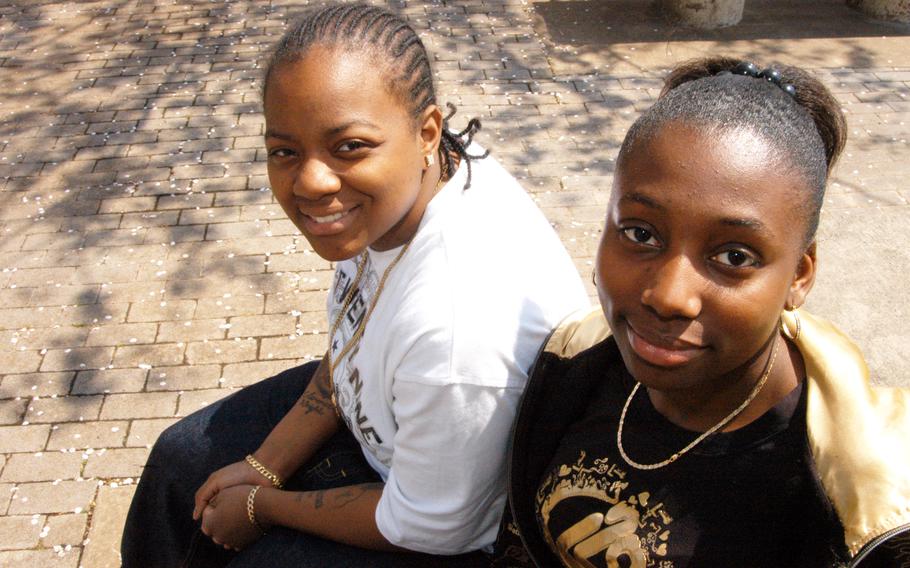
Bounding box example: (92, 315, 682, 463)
(536, 451, 674, 568)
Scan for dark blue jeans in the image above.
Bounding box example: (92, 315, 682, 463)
(121, 361, 488, 568)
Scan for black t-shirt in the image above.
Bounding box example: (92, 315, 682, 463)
(534, 360, 840, 568)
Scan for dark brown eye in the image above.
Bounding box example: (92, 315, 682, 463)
(337, 140, 367, 153)
(621, 227, 659, 248)
(268, 148, 295, 158)
(712, 249, 757, 268)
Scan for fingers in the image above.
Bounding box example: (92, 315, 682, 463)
(210, 537, 235, 551)
(192, 495, 205, 520)
(199, 503, 220, 539)
(193, 476, 220, 520)
(200, 504, 212, 536)
(193, 484, 207, 520)
(200, 505, 243, 553)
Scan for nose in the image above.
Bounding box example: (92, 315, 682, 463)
(641, 254, 702, 320)
(293, 157, 341, 199)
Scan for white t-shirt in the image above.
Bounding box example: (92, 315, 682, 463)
(327, 149, 589, 554)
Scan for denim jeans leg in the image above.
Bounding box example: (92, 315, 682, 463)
(227, 527, 490, 568)
(121, 360, 321, 568)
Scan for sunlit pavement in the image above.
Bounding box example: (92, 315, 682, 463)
(0, 1, 907, 565)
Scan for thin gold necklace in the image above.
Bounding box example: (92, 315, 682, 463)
(616, 335, 780, 470)
(327, 169, 447, 414)
(328, 239, 413, 378)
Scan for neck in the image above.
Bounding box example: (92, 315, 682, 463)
(647, 334, 799, 433)
(371, 161, 444, 252)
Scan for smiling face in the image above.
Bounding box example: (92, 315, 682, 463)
(596, 121, 816, 398)
(263, 45, 441, 261)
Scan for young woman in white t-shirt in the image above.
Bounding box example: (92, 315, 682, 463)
(120, 4, 588, 567)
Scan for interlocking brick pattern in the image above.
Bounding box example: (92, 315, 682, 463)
(1, 0, 908, 565)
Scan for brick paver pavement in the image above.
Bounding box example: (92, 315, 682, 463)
(0, 0, 907, 565)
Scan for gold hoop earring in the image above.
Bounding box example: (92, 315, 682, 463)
(424, 154, 434, 168)
(780, 309, 801, 341)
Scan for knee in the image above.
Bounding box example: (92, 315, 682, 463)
(147, 417, 207, 468)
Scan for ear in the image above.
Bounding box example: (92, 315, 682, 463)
(417, 104, 443, 159)
(787, 241, 817, 309)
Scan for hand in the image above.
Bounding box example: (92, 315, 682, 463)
(200, 484, 265, 551)
(193, 459, 274, 520)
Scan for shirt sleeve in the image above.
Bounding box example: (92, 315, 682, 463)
(374, 378, 522, 554)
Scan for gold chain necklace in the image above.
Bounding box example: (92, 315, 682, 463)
(326, 170, 447, 414)
(327, 239, 413, 378)
(616, 335, 780, 470)
(327, 252, 368, 341)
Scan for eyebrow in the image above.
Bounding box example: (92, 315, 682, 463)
(621, 191, 770, 233)
(264, 119, 381, 141)
(327, 119, 380, 137)
(620, 192, 666, 211)
(719, 217, 768, 232)
(264, 129, 293, 140)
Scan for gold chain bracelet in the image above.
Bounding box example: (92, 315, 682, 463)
(245, 454, 284, 489)
(246, 486, 266, 535)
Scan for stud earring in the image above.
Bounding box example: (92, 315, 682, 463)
(424, 154, 435, 168)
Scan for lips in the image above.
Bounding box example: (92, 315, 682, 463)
(625, 320, 707, 368)
(298, 205, 358, 236)
(309, 211, 346, 223)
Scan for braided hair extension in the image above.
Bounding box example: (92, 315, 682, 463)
(440, 103, 489, 189)
(618, 56, 847, 244)
(263, 3, 488, 189)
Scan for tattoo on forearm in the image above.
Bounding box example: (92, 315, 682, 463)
(297, 391, 333, 415)
(316, 370, 333, 399)
(296, 362, 337, 416)
(332, 483, 382, 509)
(313, 489, 326, 508)
(332, 487, 361, 508)
(299, 484, 383, 511)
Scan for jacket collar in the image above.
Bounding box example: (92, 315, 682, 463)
(783, 309, 910, 556)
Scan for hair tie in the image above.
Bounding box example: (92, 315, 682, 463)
(724, 61, 797, 98)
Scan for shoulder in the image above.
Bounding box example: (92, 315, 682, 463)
(435, 148, 559, 237)
(792, 309, 910, 559)
(505, 308, 619, 567)
(517, 308, 618, 442)
(419, 152, 588, 299)
(539, 307, 612, 360)
(522, 308, 617, 419)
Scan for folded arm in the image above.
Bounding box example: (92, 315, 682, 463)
(194, 356, 343, 520)
(255, 482, 404, 551)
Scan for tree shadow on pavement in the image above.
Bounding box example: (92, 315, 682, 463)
(0, 0, 324, 409)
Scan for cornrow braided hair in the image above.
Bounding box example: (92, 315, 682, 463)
(263, 3, 488, 189)
(619, 56, 847, 244)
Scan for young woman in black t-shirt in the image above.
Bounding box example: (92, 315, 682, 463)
(496, 58, 910, 568)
